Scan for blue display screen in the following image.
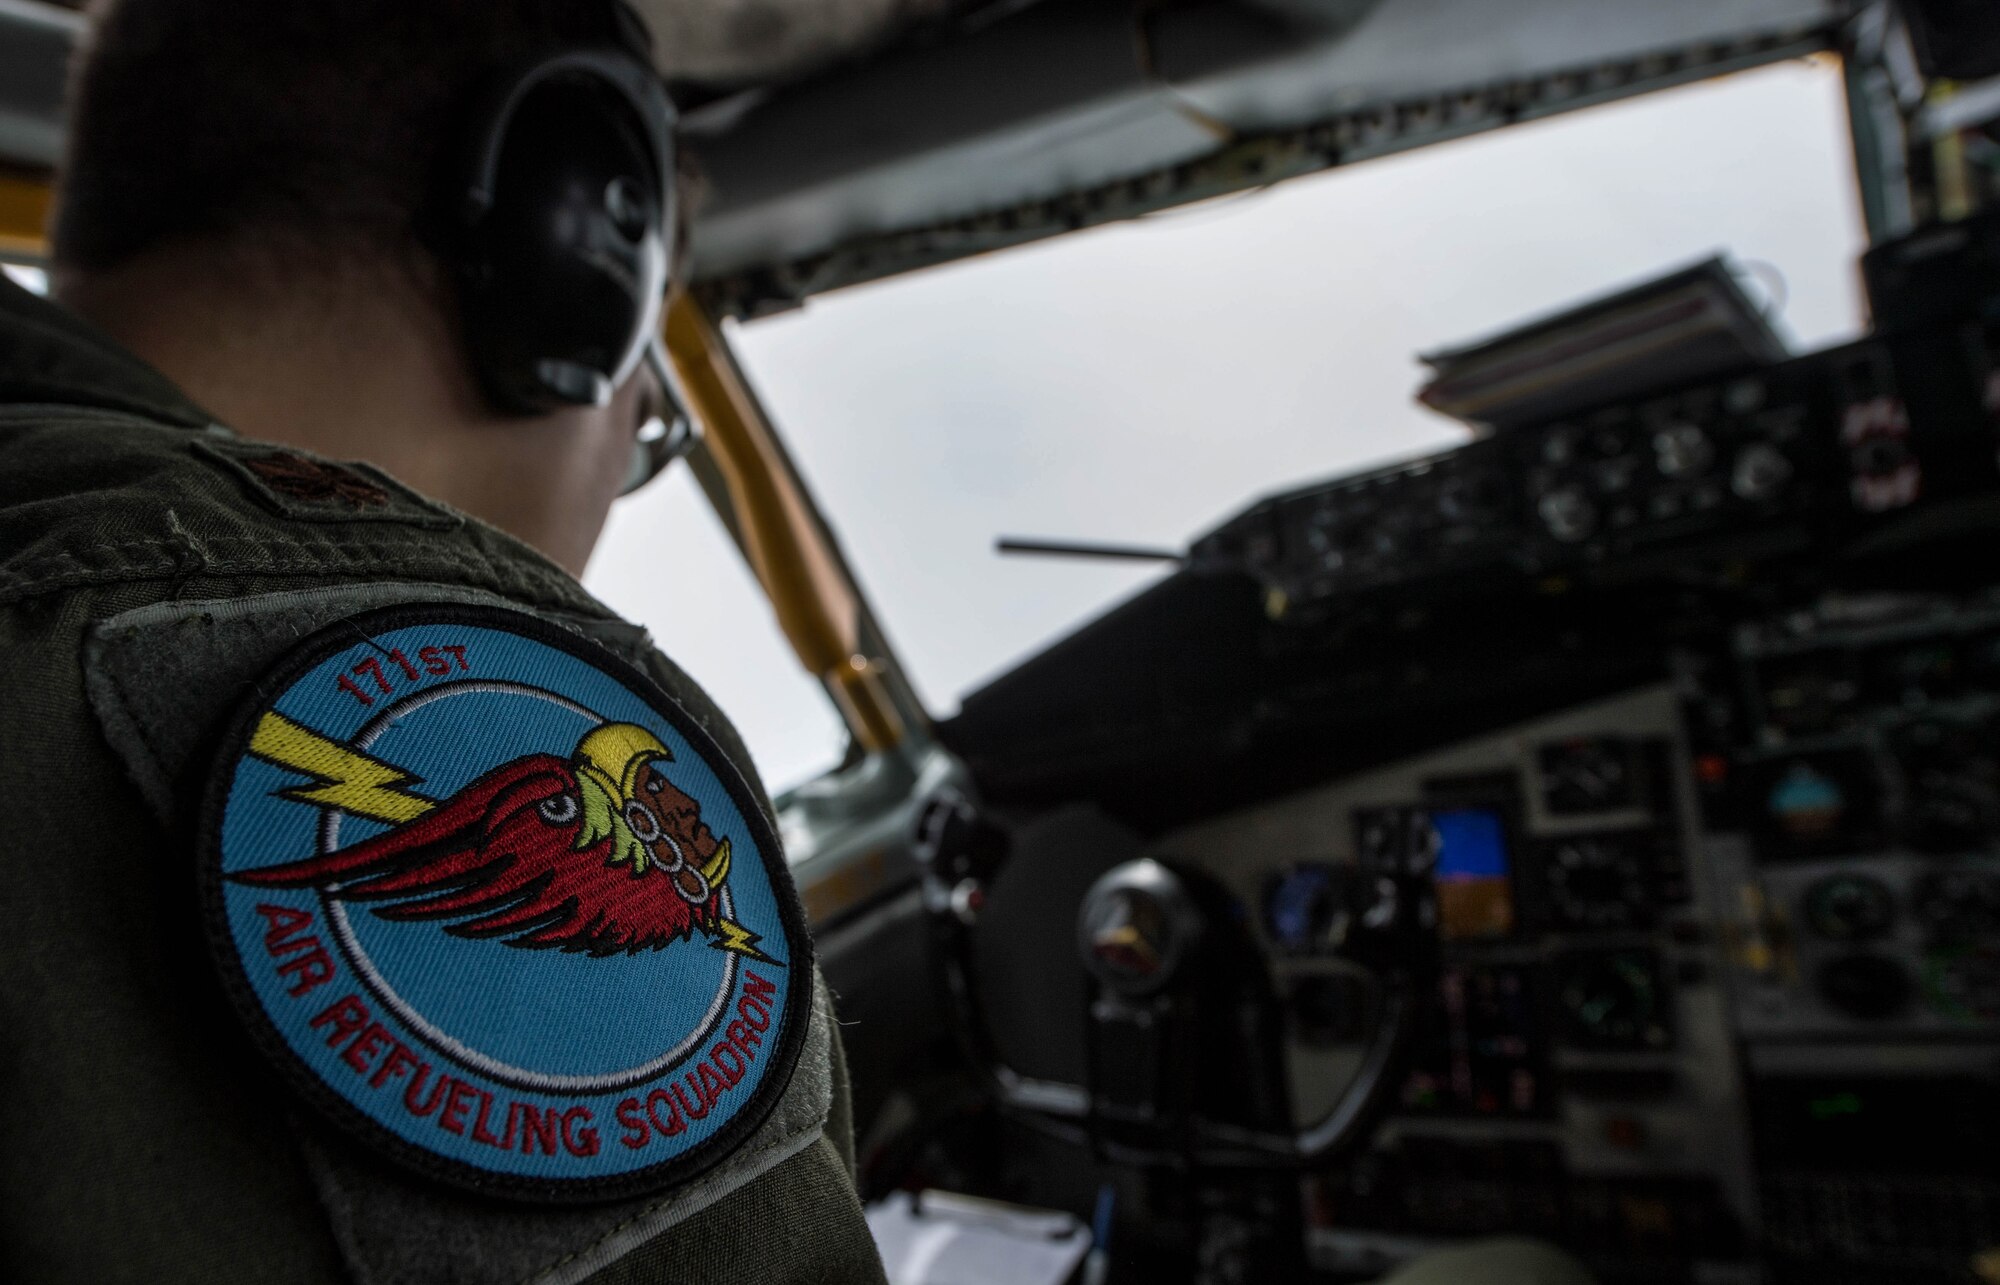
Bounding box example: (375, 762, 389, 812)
(1429, 808, 1509, 881)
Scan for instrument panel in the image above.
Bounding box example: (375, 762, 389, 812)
(1702, 596, 2000, 1042)
(1145, 587, 2000, 1280)
(941, 215, 2000, 1281)
(1149, 685, 1757, 1274)
(1188, 278, 2000, 614)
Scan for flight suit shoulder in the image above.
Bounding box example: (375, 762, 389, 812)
(0, 407, 599, 616)
(0, 406, 873, 1284)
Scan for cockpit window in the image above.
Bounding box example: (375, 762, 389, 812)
(586, 468, 850, 799)
(721, 58, 1866, 731)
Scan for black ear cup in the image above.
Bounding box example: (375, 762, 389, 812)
(443, 50, 677, 415)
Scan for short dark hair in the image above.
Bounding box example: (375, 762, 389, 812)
(52, 0, 632, 272)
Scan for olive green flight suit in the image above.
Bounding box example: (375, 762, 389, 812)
(0, 276, 887, 1285)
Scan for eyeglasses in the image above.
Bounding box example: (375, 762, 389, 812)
(621, 335, 701, 496)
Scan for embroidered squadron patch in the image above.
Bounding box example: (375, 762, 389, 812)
(197, 604, 811, 1201)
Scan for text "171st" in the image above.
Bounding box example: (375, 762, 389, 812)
(336, 644, 470, 708)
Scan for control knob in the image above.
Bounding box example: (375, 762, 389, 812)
(1731, 443, 1794, 501)
(1435, 474, 1495, 524)
(1538, 487, 1597, 543)
(1652, 423, 1714, 477)
(1303, 511, 1346, 572)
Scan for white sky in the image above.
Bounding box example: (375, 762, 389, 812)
(585, 57, 1869, 795)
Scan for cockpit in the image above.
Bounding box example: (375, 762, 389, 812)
(5, 0, 1998, 1281)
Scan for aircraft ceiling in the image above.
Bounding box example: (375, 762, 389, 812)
(0, 0, 1853, 309)
(680, 0, 1850, 312)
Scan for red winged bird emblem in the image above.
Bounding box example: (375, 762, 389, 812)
(235, 721, 767, 959)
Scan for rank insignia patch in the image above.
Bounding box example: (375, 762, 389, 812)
(198, 604, 810, 1201)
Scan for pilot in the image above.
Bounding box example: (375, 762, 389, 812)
(0, 2, 884, 1282)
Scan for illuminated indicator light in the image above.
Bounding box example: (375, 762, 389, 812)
(1695, 754, 1729, 785)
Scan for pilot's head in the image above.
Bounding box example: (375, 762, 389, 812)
(49, 0, 693, 573)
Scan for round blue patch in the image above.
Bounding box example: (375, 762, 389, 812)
(197, 604, 810, 1202)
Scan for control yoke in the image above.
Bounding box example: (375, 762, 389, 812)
(914, 791, 1437, 1169)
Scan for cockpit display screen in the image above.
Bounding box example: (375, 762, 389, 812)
(1429, 807, 1514, 940)
(1743, 748, 1884, 860)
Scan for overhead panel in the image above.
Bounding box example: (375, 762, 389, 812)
(686, 0, 1849, 312)
(0, 0, 1851, 306)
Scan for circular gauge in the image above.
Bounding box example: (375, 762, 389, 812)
(1802, 873, 1896, 942)
(1913, 868, 2000, 945)
(1542, 835, 1652, 928)
(1557, 950, 1670, 1050)
(1905, 777, 1993, 855)
(1889, 719, 1999, 854)
(1538, 738, 1641, 815)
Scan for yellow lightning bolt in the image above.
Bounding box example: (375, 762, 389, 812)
(248, 711, 435, 826)
(710, 917, 776, 964)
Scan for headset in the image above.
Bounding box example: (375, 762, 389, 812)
(433, 4, 694, 494)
